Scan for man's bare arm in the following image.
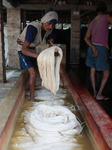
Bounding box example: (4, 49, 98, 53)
(22, 40, 38, 58)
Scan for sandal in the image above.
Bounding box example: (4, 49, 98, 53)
(96, 96, 109, 101)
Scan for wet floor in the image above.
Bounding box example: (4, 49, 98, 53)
(69, 63, 112, 118)
(0, 70, 21, 104)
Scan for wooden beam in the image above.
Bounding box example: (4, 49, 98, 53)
(0, 0, 6, 83)
(17, 3, 112, 12)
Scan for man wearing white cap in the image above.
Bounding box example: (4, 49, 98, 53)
(17, 8, 58, 101)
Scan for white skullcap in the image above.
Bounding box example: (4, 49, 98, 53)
(41, 9, 58, 24)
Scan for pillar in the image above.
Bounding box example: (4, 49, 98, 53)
(0, 0, 6, 82)
(70, 10, 80, 64)
(7, 8, 21, 69)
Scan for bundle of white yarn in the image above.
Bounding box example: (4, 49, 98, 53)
(37, 46, 63, 95)
(23, 102, 82, 150)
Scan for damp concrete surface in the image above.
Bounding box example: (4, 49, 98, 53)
(0, 70, 21, 104)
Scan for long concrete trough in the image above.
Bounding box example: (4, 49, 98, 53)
(60, 66, 112, 150)
(0, 70, 29, 150)
(0, 67, 112, 150)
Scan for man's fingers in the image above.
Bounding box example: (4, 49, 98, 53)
(54, 51, 60, 56)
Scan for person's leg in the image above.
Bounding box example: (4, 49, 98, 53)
(96, 70, 109, 99)
(90, 67, 97, 97)
(28, 67, 37, 101)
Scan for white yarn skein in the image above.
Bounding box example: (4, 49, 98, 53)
(24, 103, 82, 144)
(37, 46, 63, 95)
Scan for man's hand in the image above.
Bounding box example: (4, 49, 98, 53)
(92, 47, 98, 57)
(54, 51, 60, 56)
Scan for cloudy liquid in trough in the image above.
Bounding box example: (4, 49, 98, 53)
(8, 86, 94, 150)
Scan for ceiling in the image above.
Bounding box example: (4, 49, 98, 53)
(2, 0, 112, 25)
(3, 0, 112, 8)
